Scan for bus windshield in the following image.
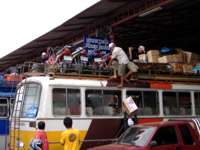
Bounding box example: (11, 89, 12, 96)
(20, 83, 41, 118)
(118, 126, 156, 147)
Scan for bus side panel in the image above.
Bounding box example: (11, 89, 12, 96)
(0, 119, 9, 134)
(81, 118, 123, 149)
(0, 119, 9, 150)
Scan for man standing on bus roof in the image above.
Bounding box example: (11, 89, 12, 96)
(108, 42, 139, 87)
(60, 117, 80, 150)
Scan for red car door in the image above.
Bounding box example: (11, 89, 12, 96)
(151, 145, 177, 150)
(178, 124, 200, 150)
(149, 126, 180, 150)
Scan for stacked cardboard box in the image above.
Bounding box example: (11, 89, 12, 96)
(158, 51, 184, 63)
(171, 52, 184, 63)
(147, 50, 159, 63)
(170, 63, 183, 73)
(183, 51, 200, 64)
(182, 64, 193, 74)
(158, 55, 173, 63)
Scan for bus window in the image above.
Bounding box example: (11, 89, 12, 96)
(67, 89, 80, 115)
(85, 90, 121, 116)
(126, 91, 159, 116)
(163, 92, 191, 116)
(21, 83, 41, 118)
(53, 88, 80, 116)
(194, 92, 200, 115)
(0, 98, 8, 117)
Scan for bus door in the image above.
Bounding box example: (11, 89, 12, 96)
(0, 98, 9, 150)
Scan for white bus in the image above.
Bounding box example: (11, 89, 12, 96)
(9, 75, 200, 150)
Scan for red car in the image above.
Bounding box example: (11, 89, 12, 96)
(89, 121, 200, 150)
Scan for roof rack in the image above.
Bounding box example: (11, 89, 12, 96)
(18, 62, 113, 79)
(17, 62, 200, 83)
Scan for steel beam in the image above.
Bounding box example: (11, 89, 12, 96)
(112, 0, 175, 27)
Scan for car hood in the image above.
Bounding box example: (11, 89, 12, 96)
(89, 143, 140, 150)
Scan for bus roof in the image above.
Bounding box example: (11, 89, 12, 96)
(19, 75, 200, 90)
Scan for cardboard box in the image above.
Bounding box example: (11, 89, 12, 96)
(171, 52, 184, 63)
(158, 52, 184, 63)
(138, 54, 147, 62)
(183, 51, 200, 64)
(182, 64, 193, 74)
(147, 50, 159, 63)
(123, 96, 138, 115)
(158, 55, 172, 63)
(170, 63, 183, 73)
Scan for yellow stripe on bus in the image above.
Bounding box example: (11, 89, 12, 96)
(10, 130, 87, 150)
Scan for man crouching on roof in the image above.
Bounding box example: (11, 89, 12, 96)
(108, 42, 139, 87)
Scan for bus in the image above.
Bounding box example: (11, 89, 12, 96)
(9, 75, 200, 150)
(0, 78, 16, 150)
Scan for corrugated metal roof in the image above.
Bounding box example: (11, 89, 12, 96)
(0, 0, 131, 71)
(1, 0, 200, 71)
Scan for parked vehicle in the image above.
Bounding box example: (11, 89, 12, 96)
(9, 73, 200, 149)
(89, 121, 200, 150)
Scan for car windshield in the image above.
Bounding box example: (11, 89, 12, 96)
(118, 126, 156, 147)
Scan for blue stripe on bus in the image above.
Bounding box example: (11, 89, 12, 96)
(0, 119, 9, 135)
(0, 92, 15, 97)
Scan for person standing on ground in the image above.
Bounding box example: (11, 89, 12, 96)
(108, 43, 138, 87)
(123, 112, 138, 131)
(31, 121, 49, 150)
(60, 117, 80, 150)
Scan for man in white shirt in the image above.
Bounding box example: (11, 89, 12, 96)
(108, 43, 138, 87)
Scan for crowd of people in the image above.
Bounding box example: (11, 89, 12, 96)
(39, 43, 145, 87)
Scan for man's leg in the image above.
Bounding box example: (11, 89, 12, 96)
(117, 76, 124, 88)
(125, 70, 133, 79)
(110, 60, 118, 79)
(117, 64, 126, 87)
(110, 69, 117, 79)
(125, 62, 138, 80)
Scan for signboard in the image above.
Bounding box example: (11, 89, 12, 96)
(84, 36, 110, 56)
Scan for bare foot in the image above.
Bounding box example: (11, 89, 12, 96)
(110, 76, 117, 79)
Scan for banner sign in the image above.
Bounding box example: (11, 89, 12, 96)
(84, 36, 110, 56)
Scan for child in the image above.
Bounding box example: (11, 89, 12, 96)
(32, 121, 49, 150)
(60, 117, 80, 150)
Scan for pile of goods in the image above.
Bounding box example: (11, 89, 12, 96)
(138, 47, 200, 75)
